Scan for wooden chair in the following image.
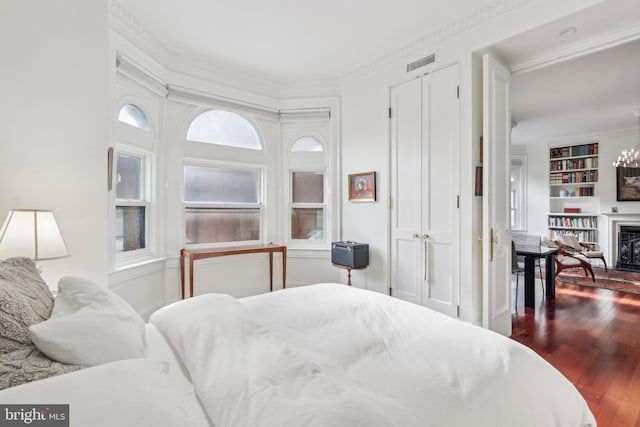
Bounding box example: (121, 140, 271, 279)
(555, 249, 595, 281)
(555, 234, 607, 271)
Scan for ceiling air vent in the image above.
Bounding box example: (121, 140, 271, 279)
(406, 54, 435, 73)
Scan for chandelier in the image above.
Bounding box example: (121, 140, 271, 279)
(613, 109, 640, 168)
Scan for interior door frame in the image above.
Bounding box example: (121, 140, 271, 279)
(482, 53, 512, 336)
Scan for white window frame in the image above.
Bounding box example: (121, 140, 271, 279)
(289, 168, 327, 247)
(511, 154, 528, 232)
(182, 159, 265, 249)
(115, 145, 153, 264)
(285, 134, 329, 250)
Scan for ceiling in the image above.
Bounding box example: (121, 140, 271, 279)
(490, 0, 640, 145)
(117, 0, 498, 82)
(117, 0, 640, 145)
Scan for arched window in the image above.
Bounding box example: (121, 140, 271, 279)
(117, 104, 150, 131)
(291, 136, 323, 152)
(186, 110, 262, 150)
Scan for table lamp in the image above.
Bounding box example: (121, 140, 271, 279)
(0, 209, 69, 271)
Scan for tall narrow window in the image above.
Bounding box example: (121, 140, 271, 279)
(183, 164, 262, 244)
(287, 136, 327, 245)
(511, 155, 527, 231)
(115, 152, 148, 252)
(291, 171, 324, 240)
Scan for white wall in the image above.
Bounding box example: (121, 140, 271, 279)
(513, 145, 548, 237)
(597, 129, 640, 215)
(0, 0, 606, 319)
(0, 1, 109, 289)
(340, 0, 603, 324)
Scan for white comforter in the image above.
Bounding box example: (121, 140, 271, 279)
(150, 283, 596, 427)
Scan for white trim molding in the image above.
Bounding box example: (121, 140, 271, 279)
(510, 22, 640, 75)
(602, 212, 640, 267)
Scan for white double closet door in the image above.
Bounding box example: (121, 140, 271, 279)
(390, 63, 460, 318)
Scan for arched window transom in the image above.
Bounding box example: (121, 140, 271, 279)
(291, 136, 323, 152)
(118, 104, 150, 131)
(186, 110, 262, 150)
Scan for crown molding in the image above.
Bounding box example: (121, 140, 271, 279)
(109, 0, 167, 62)
(510, 22, 640, 75)
(340, 0, 534, 81)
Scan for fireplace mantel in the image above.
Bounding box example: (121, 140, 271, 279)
(602, 213, 640, 266)
(601, 212, 640, 219)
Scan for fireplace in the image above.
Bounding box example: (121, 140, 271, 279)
(617, 225, 640, 271)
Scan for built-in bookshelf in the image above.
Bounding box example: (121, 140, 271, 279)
(547, 213, 598, 245)
(548, 142, 599, 246)
(549, 142, 599, 199)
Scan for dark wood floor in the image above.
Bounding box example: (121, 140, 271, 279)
(511, 280, 640, 427)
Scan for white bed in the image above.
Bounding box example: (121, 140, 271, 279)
(149, 283, 596, 427)
(0, 259, 596, 427)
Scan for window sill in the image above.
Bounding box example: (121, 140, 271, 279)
(113, 256, 168, 273)
(109, 256, 169, 286)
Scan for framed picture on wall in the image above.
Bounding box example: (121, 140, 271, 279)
(616, 167, 640, 201)
(348, 171, 376, 202)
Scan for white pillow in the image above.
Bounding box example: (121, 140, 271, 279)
(29, 276, 146, 366)
(0, 359, 197, 427)
(559, 234, 582, 250)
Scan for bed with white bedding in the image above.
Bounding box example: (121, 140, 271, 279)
(0, 257, 595, 426)
(150, 283, 596, 427)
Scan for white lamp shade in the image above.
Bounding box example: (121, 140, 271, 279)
(0, 210, 69, 260)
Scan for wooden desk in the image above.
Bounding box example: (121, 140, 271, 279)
(515, 245, 559, 309)
(332, 263, 367, 286)
(180, 243, 286, 299)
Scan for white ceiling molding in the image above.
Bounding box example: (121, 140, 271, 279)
(109, 0, 167, 63)
(341, 0, 534, 81)
(116, 52, 168, 97)
(510, 22, 640, 75)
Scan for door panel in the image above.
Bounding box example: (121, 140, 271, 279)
(394, 239, 421, 300)
(482, 54, 512, 336)
(390, 78, 422, 304)
(422, 65, 460, 317)
(390, 64, 460, 318)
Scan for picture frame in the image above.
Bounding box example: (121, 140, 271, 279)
(348, 171, 376, 202)
(616, 167, 640, 201)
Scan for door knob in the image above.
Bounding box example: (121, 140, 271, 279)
(412, 233, 420, 239)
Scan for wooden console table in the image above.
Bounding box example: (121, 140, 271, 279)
(180, 243, 287, 299)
